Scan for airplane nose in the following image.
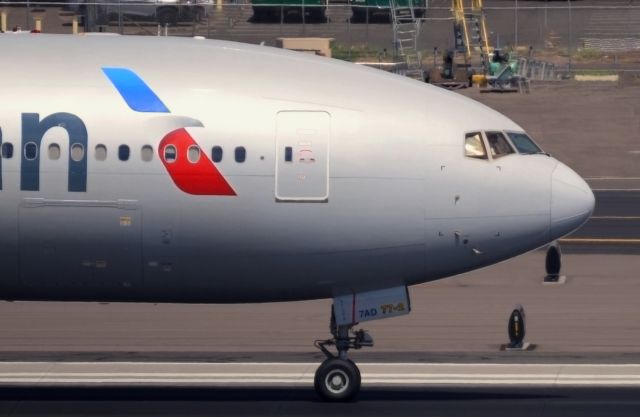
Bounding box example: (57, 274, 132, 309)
(550, 162, 596, 240)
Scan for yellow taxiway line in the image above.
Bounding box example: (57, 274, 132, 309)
(560, 238, 640, 245)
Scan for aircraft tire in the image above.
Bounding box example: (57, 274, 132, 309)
(314, 358, 361, 402)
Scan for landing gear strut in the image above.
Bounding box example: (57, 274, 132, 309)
(313, 309, 373, 402)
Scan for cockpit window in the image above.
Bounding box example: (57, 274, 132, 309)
(485, 131, 515, 158)
(464, 132, 488, 159)
(507, 132, 543, 154)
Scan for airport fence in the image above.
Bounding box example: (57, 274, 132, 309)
(1, 1, 640, 71)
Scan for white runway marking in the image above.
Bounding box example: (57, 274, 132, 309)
(0, 362, 639, 387)
(585, 177, 640, 191)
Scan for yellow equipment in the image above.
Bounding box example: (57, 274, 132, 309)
(452, 0, 490, 74)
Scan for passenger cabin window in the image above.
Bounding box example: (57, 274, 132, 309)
(464, 132, 487, 160)
(1, 143, 13, 159)
(188, 145, 201, 163)
(48, 143, 61, 160)
(164, 145, 177, 163)
(141, 145, 154, 162)
(24, 142, 38, 160)
(485, 132, 514, 159)
(118, 145, 130, 161)
(70, 143, 85, 162)
(235, 146, 246, 163)
(95, 144, 107, 161)
(211, 146, 223, 163)
(507, 132, 543, 154)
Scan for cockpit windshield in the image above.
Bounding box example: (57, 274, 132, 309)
(485, 131, 515, 159)
(464, 132, 488, 159)
(507, 132, 544, 154)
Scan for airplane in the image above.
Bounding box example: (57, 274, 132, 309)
(0, 33, 594, 401)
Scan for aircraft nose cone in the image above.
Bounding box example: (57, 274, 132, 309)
(550, 163, 595, 240)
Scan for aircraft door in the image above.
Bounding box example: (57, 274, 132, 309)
(18, 199, 142, 295)
(275, 111, 330, 202)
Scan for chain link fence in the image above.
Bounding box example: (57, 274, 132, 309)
(1, 1, 639, 71)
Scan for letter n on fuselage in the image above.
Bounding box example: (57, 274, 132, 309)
(21, 113, 88, 192)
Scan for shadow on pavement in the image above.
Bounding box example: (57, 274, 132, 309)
(0, 386, 563, 402)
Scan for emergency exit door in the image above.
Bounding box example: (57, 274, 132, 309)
(275, 111, 331, 202)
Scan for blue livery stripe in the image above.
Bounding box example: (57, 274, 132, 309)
(102, 67, 170, 113)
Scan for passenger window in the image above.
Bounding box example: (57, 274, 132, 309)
(164, 145, 177, 163)
(118, 145, 130, 161)
(141, 145, 154, 162)
(485, 132, 514, 159)
(95, 144, 107, 161)
(211, 146, 223, 163)
(188, 145, 201, 163)
(24, 142, 38, 160)
(235, 146, 246, 163)
(464, 132, 487, 160)
(70, 143, 85, 162)
(507, 132, 543, 154)
(1, 143, 13, 159)
(48, 143, 61, 160)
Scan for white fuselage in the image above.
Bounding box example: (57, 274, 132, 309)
(0, 34, 594, 303)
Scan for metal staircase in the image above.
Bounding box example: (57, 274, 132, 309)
(452, 0, 490, 74)
(389, 0, 423, 81)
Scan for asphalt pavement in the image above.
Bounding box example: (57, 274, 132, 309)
(0, 385, 638, 416)
(562, 190, 640, 253)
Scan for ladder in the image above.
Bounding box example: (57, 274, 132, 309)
(452, 0, 490, 73)
(389, 0, 424, 81)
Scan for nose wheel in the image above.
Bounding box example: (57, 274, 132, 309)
(313, 308, 373, 402)
(314, 358, 361, 402)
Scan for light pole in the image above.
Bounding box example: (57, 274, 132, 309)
(515, 0, 518, 48)
(568, 0, 572, 70)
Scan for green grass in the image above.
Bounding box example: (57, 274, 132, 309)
(331, 43, 391, 62)
(573, 48, 604, 61)
(573, 69, 617, 76)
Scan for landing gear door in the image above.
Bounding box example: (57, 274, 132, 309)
(275, 111, 330, 202)
(333, 286, 411, 326)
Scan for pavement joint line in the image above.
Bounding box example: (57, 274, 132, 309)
(590, 216, 640, 220)
(3, 362, 640, 367)
(586, 177, 640, 180)
(0, 372, 640, 376)
(0, 379, 639, 386)
(591, 189, 640, 192)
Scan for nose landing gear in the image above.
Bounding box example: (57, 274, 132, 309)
(313, 285, 410, 401)
(313, 311, 373, 402)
